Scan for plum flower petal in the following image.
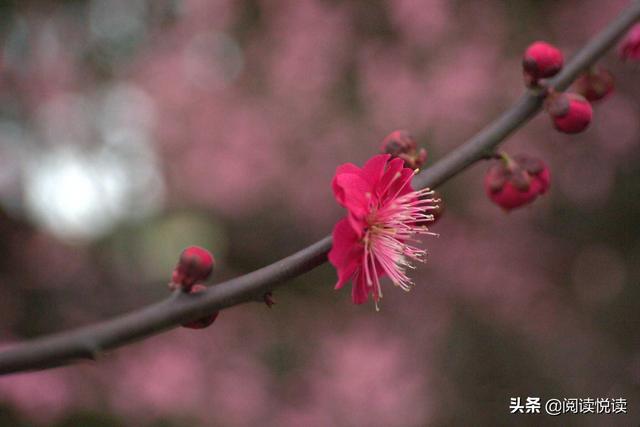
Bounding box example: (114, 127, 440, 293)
(360, 154, 389, 186)
(332, 163, 363, 202)
(329, 154, 439, 308)
(329, 218, 362, 290)
(333, 173, 371, 219)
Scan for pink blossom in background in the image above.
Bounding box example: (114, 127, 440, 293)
(283, 326, 432, 427)
(389, 0, 451, 50)
(179, 0, 236, 32)
(358, 46, 432, 133)
(114, 335, 273, 426)
(276, 407, 334, 427)
(0, 370, 74, 423)
(111, 336, 207, 418)
(592, 96, 640, 160)
(19, 232, 90, 287)
(263, 0, 352, 113)
(132, 43, 199, 117)
(571, 244, 626, 306)
(204, 355, 272, 426)
(175, 103, 286, 215)
(553, 0, 632, 47)
(555, 146, 616, 208)
(424, 43, 503, 142)
(426, 218, 556, 324)
(109, 310, 274, 424)
(6, 15, 81, 110)
(282, 119, 364, 228)
(358, 41, 503, 144)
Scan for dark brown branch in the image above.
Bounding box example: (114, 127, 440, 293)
(1, 1, 639, 375)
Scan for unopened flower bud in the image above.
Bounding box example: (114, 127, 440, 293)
(181, 284, 219, 329)
(574, 67, 614, 102)
(170, 246, 215, 292)
(380, 130, 427, 169)
(522, 41, 564, 87)
(618, 23, 640, 61)
(484, 153, 551, 211)
(546, 92, 593, 134)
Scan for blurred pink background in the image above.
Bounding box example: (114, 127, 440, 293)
(0, 0, 639, 426)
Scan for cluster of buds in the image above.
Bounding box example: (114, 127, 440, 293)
(521, 41, 597, 134)
(380, 130, 427, 170)
(169, 246, 219, 329)
(380, 33, 637, 226)
(484, 153, 551, 211)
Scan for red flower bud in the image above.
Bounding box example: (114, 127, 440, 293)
(484, 153, 551, 211)
(380, 130, 427, 169)
(573, 68, 614, 102)
(618, 23, 640, 61)
(546, 92, 593, 134)
(181, 284, 219, 329)
(170, 246, 215, 292)
(522, 41, 564, 87)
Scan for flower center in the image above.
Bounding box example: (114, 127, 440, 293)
(361, 187, 439, 299)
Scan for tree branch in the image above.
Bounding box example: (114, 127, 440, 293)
(1, 1, 639, 375)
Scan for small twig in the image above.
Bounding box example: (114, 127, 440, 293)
(1, 1, 639, 375)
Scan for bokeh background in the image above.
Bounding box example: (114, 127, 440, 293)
(0, 0, 639, 426)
